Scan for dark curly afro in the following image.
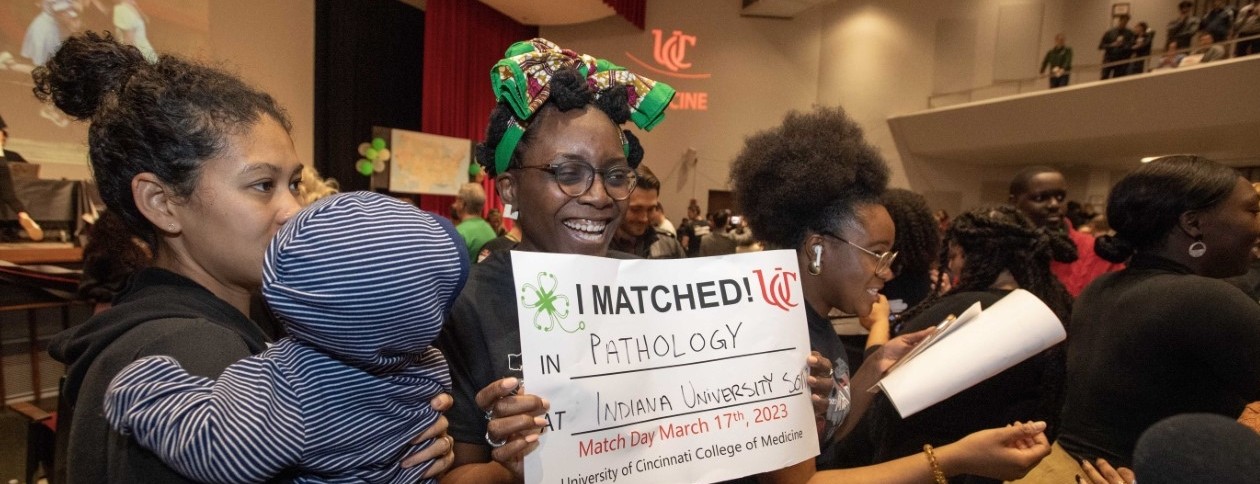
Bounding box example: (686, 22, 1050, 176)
(731, 106, 890, 249)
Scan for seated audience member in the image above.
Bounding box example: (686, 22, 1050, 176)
(698, 209, 752, 256)
(105, 192, 468, 483)
(868, 206, 1073, 483)
(454, 182, 498, 259)
(729, 105, 1050, 482)
(1154, 41, 1186, 69)
(610, 164, 685, 258)
(1057, 155, 1260, 469)
(1009, 166, 1120, 296)
(1181, 30, 1227, 65)
(0, 114, 44, 241)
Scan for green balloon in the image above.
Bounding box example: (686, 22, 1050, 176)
(371, 137, 386, 150)
(356, 159, 374, 176)
(468, 163, 482, 177)
(364, 148, 379, 160)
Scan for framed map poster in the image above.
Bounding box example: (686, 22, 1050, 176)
(383, 128, 472, 195)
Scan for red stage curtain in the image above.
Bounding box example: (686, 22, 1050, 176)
(603, 0, 646, 30)
(421, 0, 537, 224)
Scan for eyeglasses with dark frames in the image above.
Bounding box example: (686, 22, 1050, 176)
(819, 231, 898, 276)
(516, 161, 638, 201)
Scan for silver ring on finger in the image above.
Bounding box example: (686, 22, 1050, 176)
(485, 430, 508, 448)
(825, 367, 834, 378)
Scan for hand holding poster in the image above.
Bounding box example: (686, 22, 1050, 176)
(512, 250, 818, 484)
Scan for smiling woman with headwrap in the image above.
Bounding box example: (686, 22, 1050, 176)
(436, 38, 675, 483)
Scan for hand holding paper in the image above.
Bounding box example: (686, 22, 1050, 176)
(874, 289, 1067, 418)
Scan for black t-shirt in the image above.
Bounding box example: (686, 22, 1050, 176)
(677, 219, 710, 258)
(1058, 253, 1260, 468)
(438, 249, 638, 446)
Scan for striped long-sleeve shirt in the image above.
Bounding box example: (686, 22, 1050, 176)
(104, 192, 470, 483)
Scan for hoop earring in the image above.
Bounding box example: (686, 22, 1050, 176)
(808, 245, 823, 275)
(1188, 240, 1207, 258)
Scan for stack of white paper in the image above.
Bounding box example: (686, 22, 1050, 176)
(875, 289, 1067, 418)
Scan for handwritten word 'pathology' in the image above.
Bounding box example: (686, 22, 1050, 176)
(588, 322, 742, 365)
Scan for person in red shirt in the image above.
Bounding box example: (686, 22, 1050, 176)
(1010, 166, 1123, 296)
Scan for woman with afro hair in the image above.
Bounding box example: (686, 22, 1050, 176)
(730, 106, 1051, 483)
(867, 206, 1072, 483)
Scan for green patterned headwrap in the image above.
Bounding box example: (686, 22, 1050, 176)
(488, 38, 676, 175)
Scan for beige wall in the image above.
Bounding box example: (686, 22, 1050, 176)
(543, 0, 1092, 219)
(542, 0, 821, 222)
(210, 0, 315, 170)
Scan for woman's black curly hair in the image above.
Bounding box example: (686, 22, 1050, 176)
(903, 205, 1073, 325)
(32, 31, 291, 250)
(731, 106, 889, 249)
(880, 188, 939, 278)
(898, 205, 1073, 439)
(475, 67, 643, 176)
(1095, 155, 1239, 263)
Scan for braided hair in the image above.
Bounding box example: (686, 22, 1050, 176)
(903, 205, 1072, 325)
(900, 205, 1072, 439)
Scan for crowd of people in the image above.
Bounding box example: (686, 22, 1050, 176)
(17, 25, 1260, 484)
(1041, 0, 1260, 88)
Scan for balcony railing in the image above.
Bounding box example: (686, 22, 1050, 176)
(927, 33, 1260, 109)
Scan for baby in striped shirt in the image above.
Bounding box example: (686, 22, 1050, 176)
(104, 191, 469, 483)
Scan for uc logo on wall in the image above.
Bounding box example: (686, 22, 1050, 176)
(626, 28, 711, 111)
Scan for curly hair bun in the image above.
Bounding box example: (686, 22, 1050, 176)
(1094, 234, 1134, 263)
(32, 31, 148, 120)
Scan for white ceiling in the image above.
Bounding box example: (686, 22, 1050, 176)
(477, 0, 616, 25)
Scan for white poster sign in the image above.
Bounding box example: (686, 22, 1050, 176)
(512, 250, 818, 484)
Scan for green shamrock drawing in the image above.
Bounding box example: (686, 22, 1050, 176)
(520, 272, 584, 333)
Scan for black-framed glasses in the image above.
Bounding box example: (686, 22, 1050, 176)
(516, 162, 638, 201)
(820, 231, 898, 276)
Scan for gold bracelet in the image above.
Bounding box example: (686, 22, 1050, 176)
(923, 444, 947, 484)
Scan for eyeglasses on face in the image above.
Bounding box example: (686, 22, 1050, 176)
(819, 231, 898, 276)
(516, 161, 638, 201)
